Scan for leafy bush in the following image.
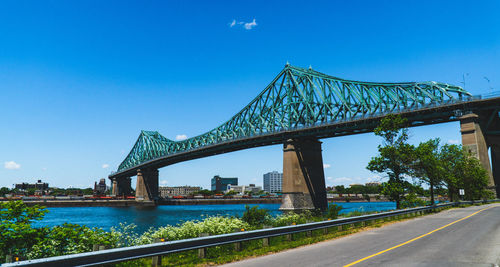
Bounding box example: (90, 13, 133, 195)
(401, 193, 427, 208)
(270, 210, 314, 227)
(326, 204, 342, 219)
(241, 205, 271, 226)
(0, 201, 47, 261)
(26, 223, 116, 259)
(134, 216, 250, 245)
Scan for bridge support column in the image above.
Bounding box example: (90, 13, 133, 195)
(111, 177, 132, 196)
(460, 113, 495, 194)
(489, 138, 500, 197)
(111, 178, 118, 196)
(136, 169, 159, 202)
(280, 138, 327, 211)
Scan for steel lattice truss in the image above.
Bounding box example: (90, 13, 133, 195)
(117, 65, 470, 171)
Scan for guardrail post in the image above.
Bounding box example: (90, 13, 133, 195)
(198, 233, 209, 258)
(234, 229, 243, 251)
(262, 225, 271, 246)
(306, 221, 313, 237)
(92, 244, 99, 251)
(5, 255, 12, 263)
(152, 238, 163, 267)
(98, 245, 106, 251)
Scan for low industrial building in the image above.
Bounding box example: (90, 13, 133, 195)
(226, 184, 262, 195)
(159, 186, 201, 197)
(14, 180, 49, 195)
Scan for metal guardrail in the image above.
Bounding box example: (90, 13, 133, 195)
(3, 200, 499, 267)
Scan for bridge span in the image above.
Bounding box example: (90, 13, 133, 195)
(109, 65, 500, 209)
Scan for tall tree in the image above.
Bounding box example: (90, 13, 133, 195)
(439, 144, 463, 201)
(413, 139, 444, 205)
(367, 114, 415, 209)
(440, 144, 491, 201)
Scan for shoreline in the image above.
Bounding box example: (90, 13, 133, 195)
(11, 198, 390, 207)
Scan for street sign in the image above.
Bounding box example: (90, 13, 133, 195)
(459, 189, 465, 196)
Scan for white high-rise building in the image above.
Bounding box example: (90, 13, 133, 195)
(263, 171, 283, 193)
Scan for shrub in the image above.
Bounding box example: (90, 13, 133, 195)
(241, 205, 271, 226)
(326, 204, 342, 219)
(0, 201, 47, 261)
(270, 210, 314, 227)
(26, 223, 116, 259)
(135, 216, 250, 245)
(401, 193, 427, 208)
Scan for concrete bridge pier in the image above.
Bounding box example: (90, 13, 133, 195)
(111, 177, 132, 196)
(460, 113, 499, 197)
(280, 138, 327, 211)
(135, 168, 159, 202)
(488, 137, 500, 197)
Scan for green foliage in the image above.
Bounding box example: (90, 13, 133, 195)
(224, 190, 238, 196)
(0, 201, 47, 259)
(367, 114, 415, 209)
(241, 205, 271, 226)
(413, 139, 444, 204)
(440, 144, 491, 201)
(400, 193, 428, 208)
(134, 216, 250, 245)
(0, 187, 10, 196)
(270, 211, 314, 227)
(26, 224, 116, 259)
(326, 204, 342, 219)
(195, 189, 214, 196)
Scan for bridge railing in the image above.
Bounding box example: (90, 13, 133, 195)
(5, 199, 498, 267)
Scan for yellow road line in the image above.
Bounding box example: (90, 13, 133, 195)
(343, 205, 497, 267)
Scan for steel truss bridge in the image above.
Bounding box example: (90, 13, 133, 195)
(110, 65, 500, 196)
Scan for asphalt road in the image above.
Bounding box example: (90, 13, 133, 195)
(223, 204, 500, 267)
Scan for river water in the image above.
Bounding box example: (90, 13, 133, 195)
(35, 202, 396, 233)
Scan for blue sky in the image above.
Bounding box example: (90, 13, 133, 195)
(1, 0, 499, 189)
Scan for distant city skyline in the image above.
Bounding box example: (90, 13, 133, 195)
(1, 0, 499, 189)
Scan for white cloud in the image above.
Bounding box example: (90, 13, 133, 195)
(102, 164, 109, 169)
(447, 139, 460, 145)
(244, 19, 257, 30)
(160, 180, 168, 185)
(176, 134, 188, 141)
(4, 161, 20, 170)
(332, 177, 354, 184)
(229, 19, 258, 30)
(323, 164, 331, 169)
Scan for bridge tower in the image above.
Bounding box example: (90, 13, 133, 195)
(135, 168, 159, 202)
(460, 111, 500, 197)
(111, 177, 132, 196)
(280, 139, 328, 211)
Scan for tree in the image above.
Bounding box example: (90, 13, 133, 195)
(440, 144, 491, 201)
(0, 201, 47, 258)
(413, 139, 445, 205)
(0, 187, 10, 197)
(367, 114, 415, 209)
(334, 185, 346, 194)
(195, 189, 214, 196)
